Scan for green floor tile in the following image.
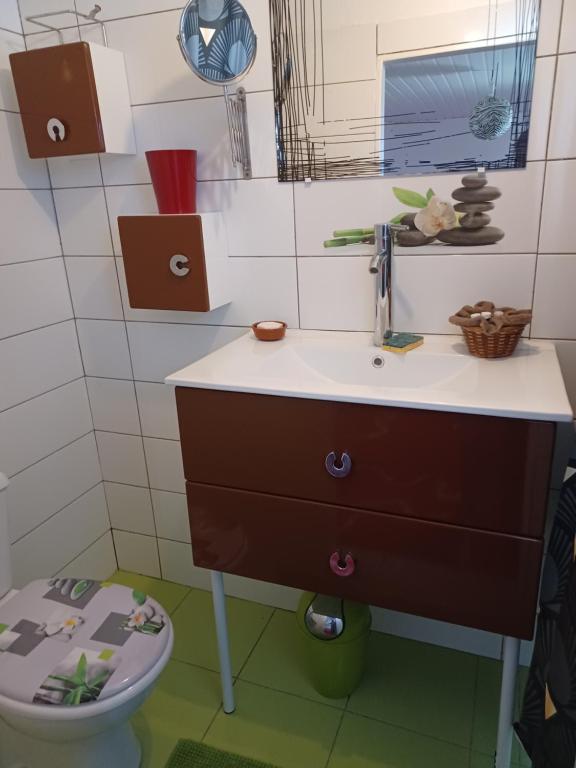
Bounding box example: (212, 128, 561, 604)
(108, 570, 190, 615)
(240, 609, 347, 708)
(171, 588, 273, 674)
(204, 680, 342, 768)
(472, 658, 530, 766)
(347, 633, 476, 748)
(133, 659, 222, 768)
(328, 712, 469, 768)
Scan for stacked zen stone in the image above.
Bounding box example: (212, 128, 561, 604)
(437, 173, 504, 246)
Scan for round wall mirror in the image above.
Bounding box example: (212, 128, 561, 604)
(178, 0, 257, 85)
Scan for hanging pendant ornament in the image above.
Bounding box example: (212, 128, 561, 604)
(469, 0, 513, 140)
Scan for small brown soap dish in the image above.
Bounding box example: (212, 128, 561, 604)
(251, 321, 287, 341)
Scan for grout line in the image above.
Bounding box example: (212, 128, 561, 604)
(12, 480, 104, 545)
(98, 158, 163, 572)
(324, 708, 347, 768)
(53, 529, 111, 576)
(0, 374, 85, 416)
(236, 608, 277, 680)
(0, 254, 65, 267)
(6, 430, 94, 480)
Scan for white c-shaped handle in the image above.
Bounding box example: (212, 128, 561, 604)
(170, 254, 190, 277)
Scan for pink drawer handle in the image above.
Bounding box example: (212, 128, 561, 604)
(329, 552, 355, 577)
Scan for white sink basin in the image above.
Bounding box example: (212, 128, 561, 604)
(166, 329, 573, 422)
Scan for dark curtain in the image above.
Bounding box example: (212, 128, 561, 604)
(515, 468, 576, 767)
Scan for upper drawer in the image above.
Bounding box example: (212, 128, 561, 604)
(176, 388, 555, 537)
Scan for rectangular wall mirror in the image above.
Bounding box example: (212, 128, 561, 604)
(270, 0, 539, 181)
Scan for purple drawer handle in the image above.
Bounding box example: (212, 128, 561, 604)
(325, 451, 352, 478)
(329, 552, 355, 577)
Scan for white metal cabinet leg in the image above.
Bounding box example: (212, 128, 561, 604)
(494, 636, 520, 768)
(210, 570, 235, 714)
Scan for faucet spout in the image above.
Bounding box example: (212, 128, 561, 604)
(370, 223, 407, 347)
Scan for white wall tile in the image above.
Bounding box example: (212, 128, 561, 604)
(0, 258, 72, 339)
(113, 530, 160, 578)
(25, 27, 80, 49)
(95, 431, 148, 485)
(143, 437, 185, 493)
(0, 111, 49, 188)
(135, 382, 179, 440)
(116, 256, 299, 328)
(555, 340, 576, 413)
(97, 0, 271, 106)
(158, 537, 209, 589)
(0, 190, 61, 265)
(76, 319, 133, 378)
(560, 0, 576, 53)
(76, 0, 183, 19)
(539, 159, 576, 253)
(152, 490, 190, 543)
(57, 532, 117, 580)
(548, 54, 576, 159)
(198, 178, 296, 256)
(104, 184, 157, 254)
(101, 90, 277, 186)
(298, 256, 374, 332)
(53, 187, 113, 255)
(7, 433, 101, 543)
(86, 377, 141, 434)
(537, 0, 563, 56)
(104, 481, 155, 536)
(0, 29, 24, 111)
(19, 1, 77, 34)
(65, 257, 123, 319)
(532, 254, 576, 338)
(392, 253, 537, 335)
(0, 379, 93, 477)
(294, 163, 545, 257)
(127, 322, 245, 382)
(0, 0, 21, 34)
(48, 155, 102, 188)
(0, 321, 82, 412)
(11, 484, 109, 588)
(527, 56, 556, 161)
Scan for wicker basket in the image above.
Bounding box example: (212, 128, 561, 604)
(462, 324, 525, 359)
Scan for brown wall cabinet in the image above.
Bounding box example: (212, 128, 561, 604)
(118, 214, 230, 312)
(10, 42, 135, 158)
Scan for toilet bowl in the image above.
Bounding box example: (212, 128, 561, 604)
(0, 474, 173, 768)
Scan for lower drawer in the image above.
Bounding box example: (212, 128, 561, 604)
(187, 482, 543, 639)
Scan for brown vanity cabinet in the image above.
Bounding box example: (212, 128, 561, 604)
(176, 387, 556, 640)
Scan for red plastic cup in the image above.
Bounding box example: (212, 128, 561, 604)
(145, 150, 197, 214)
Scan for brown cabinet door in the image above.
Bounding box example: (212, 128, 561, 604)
(118, 216, 210, 311)
(187, 482, 542, 639)
(177, 388, 555, 537)
(10, 43, 104, 158)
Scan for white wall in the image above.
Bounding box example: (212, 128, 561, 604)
(14, 0, 576, 660)
(0, 1, 114, 586)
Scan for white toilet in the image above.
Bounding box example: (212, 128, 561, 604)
(0, 473, 174, 768)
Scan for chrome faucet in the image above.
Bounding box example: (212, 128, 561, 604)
(369, 223, 407, 346)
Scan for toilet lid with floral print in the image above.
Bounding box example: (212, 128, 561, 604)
(0, 578, 171, 706)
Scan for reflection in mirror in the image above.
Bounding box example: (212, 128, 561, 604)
(270, 0, 539, 182)
(179, 0, 257, 85)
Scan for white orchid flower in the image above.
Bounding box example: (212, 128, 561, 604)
(42, 614, 84, 639)
(414, 196, 458, 237)
(127, 603, 155, 629)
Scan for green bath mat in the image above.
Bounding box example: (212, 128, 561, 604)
(166, 740, 279, 768)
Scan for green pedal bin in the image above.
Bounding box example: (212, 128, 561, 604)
(296, 592, 372, 699)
